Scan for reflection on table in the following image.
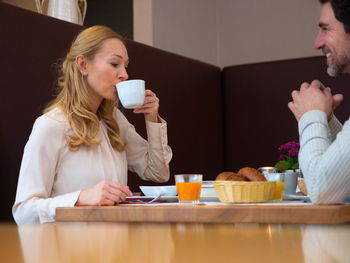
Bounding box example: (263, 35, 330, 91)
(302, 224, 350, 262)
(0, 222, 349, 263)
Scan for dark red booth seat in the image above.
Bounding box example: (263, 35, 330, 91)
(125, 41, 223, 189)
(0, 3, 224, 221)
(0, 3, 82, 221)
(222, 57, 350, 171)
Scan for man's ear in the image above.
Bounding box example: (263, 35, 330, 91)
(75, 55, 89, 76)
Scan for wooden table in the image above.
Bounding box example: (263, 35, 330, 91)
(56, 203, 350, 224)
(1, 222, 350, 263)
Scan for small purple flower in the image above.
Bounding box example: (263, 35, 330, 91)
(291, 141, 300, 148)
(277, 141, 300, 162)
(278, 154, 285, 161)
(279, 144, 288, 151)
(288, 148, 298, 158)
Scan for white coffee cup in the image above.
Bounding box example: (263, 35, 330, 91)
(116, 79, 145, 109)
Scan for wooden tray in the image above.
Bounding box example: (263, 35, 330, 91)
(56, 203, 350, 224)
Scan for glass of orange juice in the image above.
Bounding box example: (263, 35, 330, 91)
(175, 174, 203, 204)
(266, 173, 285, 201)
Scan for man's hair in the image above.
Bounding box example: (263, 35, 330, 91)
(319, 0, 350, 32)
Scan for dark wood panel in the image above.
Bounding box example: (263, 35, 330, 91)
(85, 0, 133, 39)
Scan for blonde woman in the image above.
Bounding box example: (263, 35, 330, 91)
(12, 26, 172, 224)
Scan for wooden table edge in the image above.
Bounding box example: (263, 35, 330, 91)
(55, 204, 350, 224)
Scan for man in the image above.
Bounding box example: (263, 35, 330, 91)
(288, 0, 350, 203)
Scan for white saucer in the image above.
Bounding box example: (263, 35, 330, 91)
(201, 196, 220, 202)
(126, 196, 178, 202)
(283, 193, 309, 201)
(126, 196, 219, 203)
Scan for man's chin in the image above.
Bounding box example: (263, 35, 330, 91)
(327, 66, 339, 77)
(327, 66, 340, 77)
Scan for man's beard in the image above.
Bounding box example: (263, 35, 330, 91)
(327, 65, 340, 77)
(326, 53, 350, 77)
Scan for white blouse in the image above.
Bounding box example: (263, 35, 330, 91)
(13, 108, 172, 224)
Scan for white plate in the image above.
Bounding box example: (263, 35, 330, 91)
(125, 196, 219, 203)
(283, 193, 309, 201)
(126, 196, 178, 202)
(140, 185, 177, 197)
(201, 196, 219, 202)
(202, 181, 215, 187)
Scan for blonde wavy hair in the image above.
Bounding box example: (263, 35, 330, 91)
(45, 25, 126, 151)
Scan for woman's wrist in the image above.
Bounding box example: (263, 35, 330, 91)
(145, 113, 159, 123)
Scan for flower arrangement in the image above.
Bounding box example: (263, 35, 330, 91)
(274, 141, 300, 172)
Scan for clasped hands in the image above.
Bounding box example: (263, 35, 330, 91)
(288, 80, 344, 121)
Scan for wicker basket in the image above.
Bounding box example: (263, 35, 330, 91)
(214, 181, 276, 203)
(297, 178, 308, 196)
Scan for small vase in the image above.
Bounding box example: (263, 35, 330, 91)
(35, 0, 87, 25)
(283, 170, 299, 195)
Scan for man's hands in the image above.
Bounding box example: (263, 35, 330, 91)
(288, 80, 343, 121)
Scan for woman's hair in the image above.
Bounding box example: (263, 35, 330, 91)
(319, 0, 350, 32)
(45, 25, 126, 152)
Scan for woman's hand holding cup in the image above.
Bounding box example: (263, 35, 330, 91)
(116, 79, 160, 123)
(133, 89, 160, 122)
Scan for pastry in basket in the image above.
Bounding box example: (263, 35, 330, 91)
(216, 171, 232, 180)
(216, 171, 247, 181)
(238, 167, 266, 181)
(230, 173, 247, 181)
(298, 178, 308, 196)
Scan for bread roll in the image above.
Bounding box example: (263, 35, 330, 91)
(216, 172, 247, 181)
(216, 172, 234, 181)
(238, 167, 266, 181)
(229, 173, 248, 181)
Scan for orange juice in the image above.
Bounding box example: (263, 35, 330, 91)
(272, 182, 284, 200)
(176, 182, 202, 202)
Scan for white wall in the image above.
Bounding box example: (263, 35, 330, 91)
(152, 0, 218, 66)
(134, 0, 218, 66)
(133, 0, 153, 46)
(134, 0, 322, 68)
(216, 0, 321, 67)
(2, 0, 37, 12)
